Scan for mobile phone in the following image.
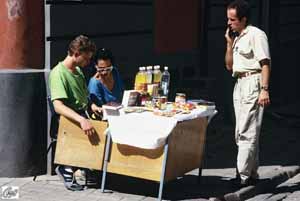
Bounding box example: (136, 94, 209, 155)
(229, 27, 236, 38)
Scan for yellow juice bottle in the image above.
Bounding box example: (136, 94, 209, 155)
(134, 67, 147, 91)
(153, 65, 162, 85)
(134, 67, 142, 90)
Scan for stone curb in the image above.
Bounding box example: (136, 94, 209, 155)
(212, 166, 300, 201)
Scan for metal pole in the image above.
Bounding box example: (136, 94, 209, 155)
(101, 132, 111, 193)
(158, 138, 169, 201)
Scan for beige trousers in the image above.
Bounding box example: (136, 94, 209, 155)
(233, 73, 264, 181)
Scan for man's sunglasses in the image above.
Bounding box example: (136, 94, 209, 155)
(96, 66, 113, 72)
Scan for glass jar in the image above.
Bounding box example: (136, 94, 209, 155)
(175, 93, 186, 104)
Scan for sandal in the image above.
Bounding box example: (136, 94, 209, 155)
(55, 165, 84, 191)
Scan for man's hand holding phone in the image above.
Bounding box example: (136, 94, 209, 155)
(225, 27, 235, 44)
(224, 27, 235, 71)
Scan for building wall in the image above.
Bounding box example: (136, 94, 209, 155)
(46, 0, 204, 101)
(0, 0, 47, 177)
(277, 0, 300, 105)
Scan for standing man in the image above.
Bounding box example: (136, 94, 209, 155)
(225, 0, 271, 186)
(49, 35, 102, 191)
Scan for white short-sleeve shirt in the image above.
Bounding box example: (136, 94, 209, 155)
(232, 25, 271, 76)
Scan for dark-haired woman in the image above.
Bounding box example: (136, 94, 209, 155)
(88, 48, 124, 108)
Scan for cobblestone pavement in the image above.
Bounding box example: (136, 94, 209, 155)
(1, 111, 299, 201)
(1, 166, 299, 201)
(246, 173, 300, 201)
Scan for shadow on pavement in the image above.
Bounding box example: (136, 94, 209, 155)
(104, 173, 241, 200)
(274, 182, 300, 194)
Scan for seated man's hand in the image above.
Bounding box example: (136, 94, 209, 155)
(79, 118, 95, 136)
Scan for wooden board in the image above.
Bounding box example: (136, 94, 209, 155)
(54, 116, 208, 181)
(165, 117, 207, 181)
(106, 117, 208, 182)
(54, 116, 107, 170)
(107, 143, 165, 181)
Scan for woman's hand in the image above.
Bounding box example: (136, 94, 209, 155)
(91, 103, 103, 116)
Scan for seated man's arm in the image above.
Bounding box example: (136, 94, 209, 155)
(53, 99, 95, 136)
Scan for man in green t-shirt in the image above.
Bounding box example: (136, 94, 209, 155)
(49, 35, 102, 191)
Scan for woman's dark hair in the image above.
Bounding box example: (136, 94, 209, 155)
(93, 48, 114, 65)
(227, 0, 251, 24)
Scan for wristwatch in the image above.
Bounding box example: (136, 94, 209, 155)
(261, 86, 269, 91)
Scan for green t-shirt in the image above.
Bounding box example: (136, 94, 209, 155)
(49, 62, 89, 111)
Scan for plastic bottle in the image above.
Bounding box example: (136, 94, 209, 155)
(140, 67, 147, 92)
(134, 67, 142, 90)
(146, 66, 153, 85)
(153, 65, 162, 85)
(134, 66, 147, 91)
(161, 66, 170, 97)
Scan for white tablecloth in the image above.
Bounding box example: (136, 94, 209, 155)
(106, 107, 217, 149)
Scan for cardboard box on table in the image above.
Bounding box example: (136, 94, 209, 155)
(54, 115, 208, 182)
